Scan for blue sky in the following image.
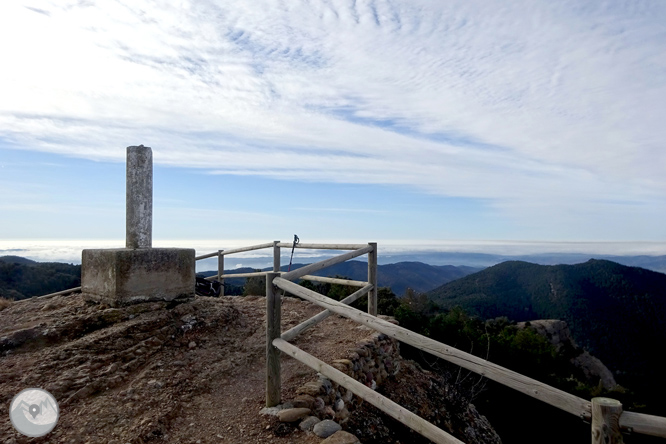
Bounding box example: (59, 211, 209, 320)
(1, 1, 666, 262)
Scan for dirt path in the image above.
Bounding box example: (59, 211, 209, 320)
(0, 294, 372, 444)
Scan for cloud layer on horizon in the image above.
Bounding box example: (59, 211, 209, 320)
(1, 0, 665, 239)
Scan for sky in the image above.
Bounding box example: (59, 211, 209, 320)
(1, 0, 666, 263)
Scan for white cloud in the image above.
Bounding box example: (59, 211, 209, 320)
(1, 0, 665, 238)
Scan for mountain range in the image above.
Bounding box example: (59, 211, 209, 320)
(382, 252, 666, 273)
(1, 255, 478, 299)
(201, 260, 480, 296)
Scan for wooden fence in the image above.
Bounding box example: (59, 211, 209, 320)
(13, 241, 666, 442)
(195, 241, 378, 311)
(259, 243, 666, 444)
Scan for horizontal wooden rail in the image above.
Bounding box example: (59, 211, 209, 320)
(195, 251, 219, 260)
(273, 338, 463, 444)
(281, 283, 373, 342)
(299, 275, 368, 287)
(15, 286, 82, 303)
(215, 271, 272, 279)
(196, 243, 276, 261)
(620, 411, 666, 438)
(220, 242, 275, 255)
(281, 246, 373, 282)
(273, 277, 592, 419)
(276, 242, 367, 250)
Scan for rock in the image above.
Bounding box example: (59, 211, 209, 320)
(321, 431, 361, 444)
(332, 362, 350, 374)
(572, 351, 617, 390)
(188, 341, 197, 349)
(297, 381, 323, 396)
(335, 407, 350, 422)
(318, 375, 333, 393)
(147, 380, 163, 389)
(299, 415, 321, 431)
(332, 359, 352, 367)
(277, 407, 311, 423)
(292, 394, 315, 409)
(259, 407, 281, 416)
(313, 419, 342, 438)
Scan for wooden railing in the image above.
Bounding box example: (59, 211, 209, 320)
(195, 241, 378, 309)
(262, 244, 666, 444)
(14, 286, 82, 303)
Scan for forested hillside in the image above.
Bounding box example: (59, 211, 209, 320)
(426, 259, 666, 417)
(0, 256, 81, 300)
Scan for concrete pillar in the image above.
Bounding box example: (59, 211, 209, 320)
(126, 145, 152, 249)
(82, 144, 195, 306)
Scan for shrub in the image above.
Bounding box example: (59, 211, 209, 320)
(0, 297, 12, 311)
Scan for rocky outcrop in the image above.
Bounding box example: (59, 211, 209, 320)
(572, 351, 617, 391)
(518, 319, 577, 351)
(517, 319, 617, 390)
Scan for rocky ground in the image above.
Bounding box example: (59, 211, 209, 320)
(0, 293, 500, 444)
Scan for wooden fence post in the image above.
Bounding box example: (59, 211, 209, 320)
(273, 241, 280, 272)
(266, 272, 281, 407)
(592, 397, 624, 444)
(368, 242, 378, 316)
(218, 250, 225, 297)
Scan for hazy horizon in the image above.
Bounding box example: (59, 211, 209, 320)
(3, 239, 666, 271)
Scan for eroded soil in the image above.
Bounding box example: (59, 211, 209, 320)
(0, 293, 370, 444)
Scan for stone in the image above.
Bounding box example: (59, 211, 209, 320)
(335, 407, 350, 422)
(299, 416, 321, 431)
(321, 431, 361, 444)
(82, 248, 195, 306)
(313, 420, 342, 438)
(332, 363, 350, 374)
(292, 394, 315, 409)
(259, 407, 281, 417)
(297, 381, 324, 396)
(332, 359, 352, 367)
(277, 408, 311, 423)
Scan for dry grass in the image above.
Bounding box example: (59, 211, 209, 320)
(0, 297, 13, 311)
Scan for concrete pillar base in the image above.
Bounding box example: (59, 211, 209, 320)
(82, 248, 195, 306)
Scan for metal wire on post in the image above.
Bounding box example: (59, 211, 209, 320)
(281, 234, 299, 299)
(287, 234, 299, 272)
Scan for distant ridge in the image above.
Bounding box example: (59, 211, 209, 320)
(0, 255, 38, 265)
(382, 252, 666, 273)
(201, 260, 480, 296)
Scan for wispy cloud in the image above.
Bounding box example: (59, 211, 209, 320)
(1, 0, 665, 239)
